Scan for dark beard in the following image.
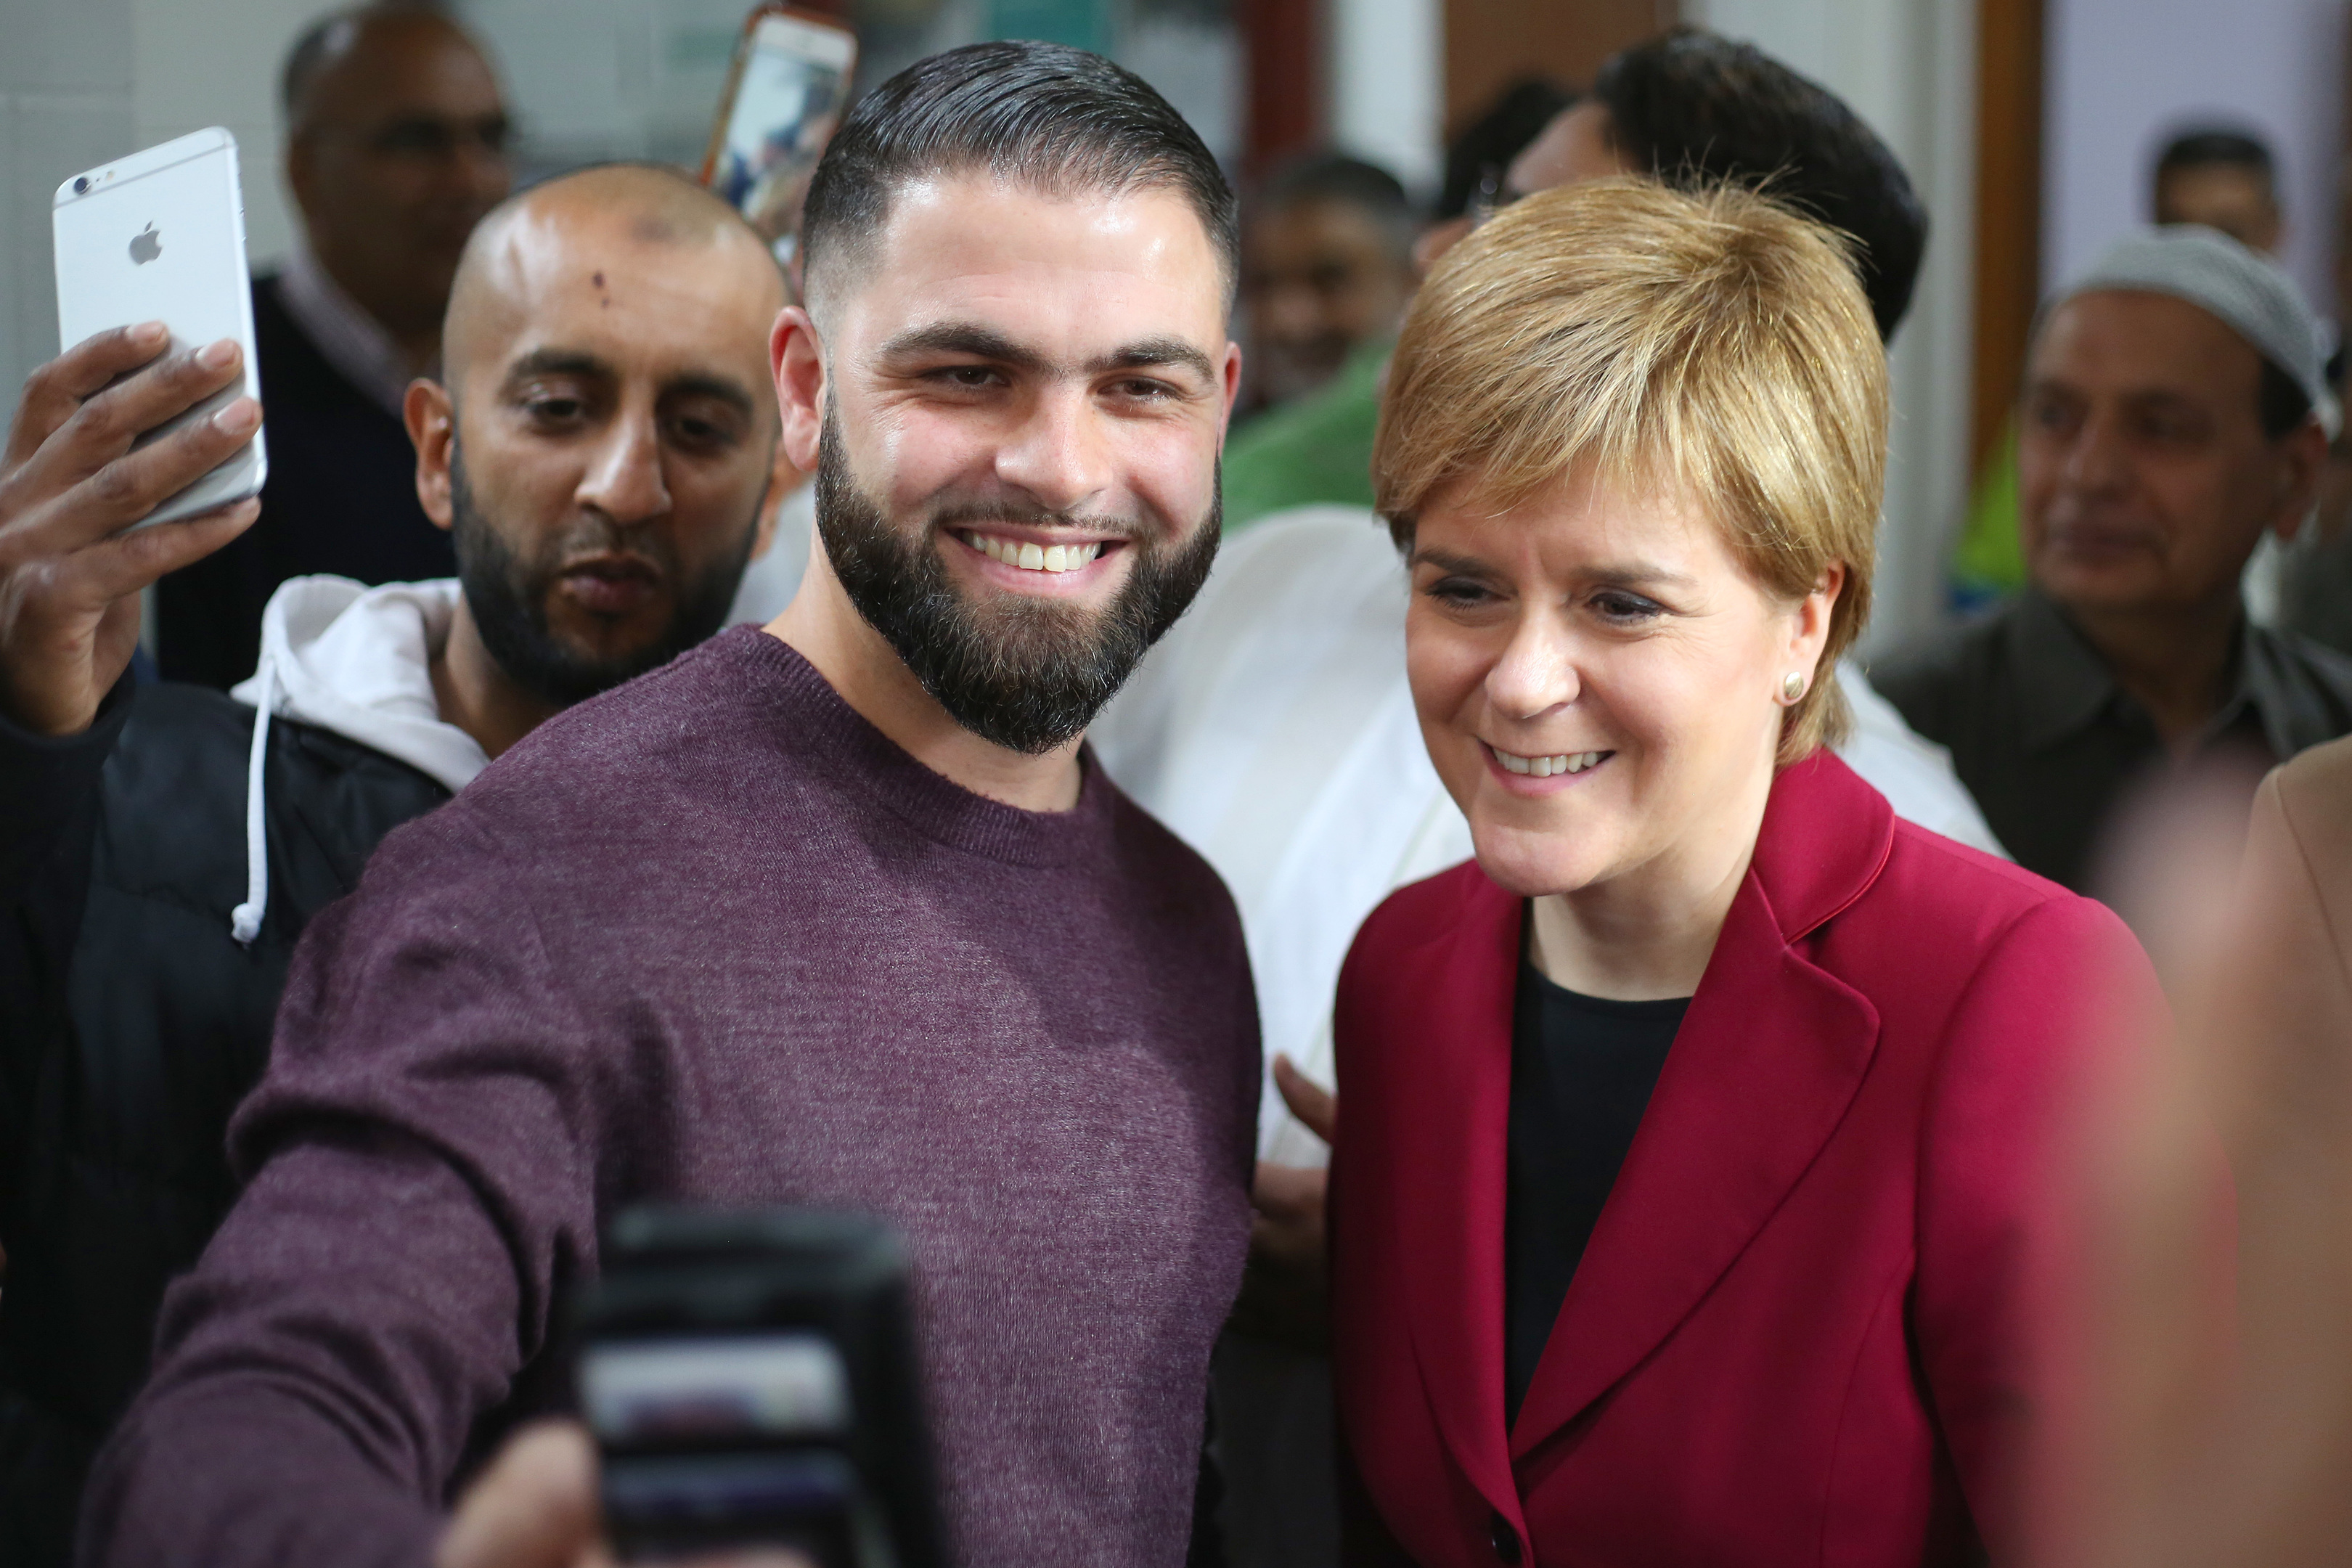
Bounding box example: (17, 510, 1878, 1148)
(450, 439, 762, 709)
(813, 414, 1220, 755)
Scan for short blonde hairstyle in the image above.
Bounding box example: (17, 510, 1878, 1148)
(1373, 177, 1887, 760)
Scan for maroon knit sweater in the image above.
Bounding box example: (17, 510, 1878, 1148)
(80, 628, 1259, 1568)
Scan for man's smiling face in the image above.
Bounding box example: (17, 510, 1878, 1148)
(784, 173, 1240, 751)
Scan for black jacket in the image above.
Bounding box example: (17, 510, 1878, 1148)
(0, 676, 448, 1564)
(153, 275, 456, 690)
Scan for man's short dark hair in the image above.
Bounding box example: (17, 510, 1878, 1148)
(1435, 77, 1578, 222)
(1255, 152, 1415, 264)
(1593, 27, 1927, 342)
(801, 41, 1238, 313)
(2157, 126, 2277, 191)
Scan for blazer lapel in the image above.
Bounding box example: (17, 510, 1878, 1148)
(1508, 755, 1893, 1460)
(1392, 868, 1524, 1522)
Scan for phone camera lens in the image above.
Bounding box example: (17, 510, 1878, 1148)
(73, 176, 90, 195)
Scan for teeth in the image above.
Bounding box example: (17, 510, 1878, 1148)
(1492, 746, 1606, 778)
(963, 532, 1103, 573)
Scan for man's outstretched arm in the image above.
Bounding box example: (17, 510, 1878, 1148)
(78, 805, 617, 1568)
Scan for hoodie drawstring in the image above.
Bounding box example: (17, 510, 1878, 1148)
(229, 658, 277, 946)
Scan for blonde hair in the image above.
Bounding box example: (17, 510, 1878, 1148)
(1373, 177, 1887, 760)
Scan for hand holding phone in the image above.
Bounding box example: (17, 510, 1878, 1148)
(0, 324, 260, 736)
(52, 127, 267, 531)
(437, 1420, 822, 1568)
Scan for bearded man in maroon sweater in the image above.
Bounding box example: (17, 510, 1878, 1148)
(83, 41, 1259, 1568)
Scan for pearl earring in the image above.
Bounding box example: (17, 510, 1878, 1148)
(1780, 671, 1807, 704)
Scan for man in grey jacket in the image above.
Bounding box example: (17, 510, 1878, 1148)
(0, 164, 784, 1566)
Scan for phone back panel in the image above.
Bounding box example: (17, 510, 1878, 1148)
(53, 127, 266, 528)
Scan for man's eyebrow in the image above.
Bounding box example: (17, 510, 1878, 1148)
(873, 323, 1217, 383)
(1087, 337, 1217, 382)
(661, 372, 757, 417)
(503, 348, 616, 385)
(874, 322, 1049, 374)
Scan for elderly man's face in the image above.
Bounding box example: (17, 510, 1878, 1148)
(780, 176, 1239, 753)
(289, 15, 512, 339)
(2020, 290, 2305, 618)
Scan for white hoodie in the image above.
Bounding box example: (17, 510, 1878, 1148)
(221, 576, 490, 942)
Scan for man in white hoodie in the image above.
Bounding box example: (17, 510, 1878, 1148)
(0, 163, 784, 1564)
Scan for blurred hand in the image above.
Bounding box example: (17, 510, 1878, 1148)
(1231, 1055, 1338, 1351)
(0, 323, 261, 735)
(437, 1419, 820, 1568)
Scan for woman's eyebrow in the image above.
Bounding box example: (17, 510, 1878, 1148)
(1409, 548, 1696, 591)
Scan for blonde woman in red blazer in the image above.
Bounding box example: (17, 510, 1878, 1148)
(1329, 180, 2153, 1567)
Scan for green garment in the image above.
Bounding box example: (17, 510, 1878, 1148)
(1220, 339, 1389, 532)
(1951, 417, 2028, 609)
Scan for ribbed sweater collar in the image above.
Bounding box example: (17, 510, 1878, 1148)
(727, 626, 1111, 870)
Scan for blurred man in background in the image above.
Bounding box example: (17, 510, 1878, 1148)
(2155, 126, 2284, 254)
(1239, 154, 1416, 412)
(1217, 83, 1572, 534)
(1221, 155, 1416, 528)
(1877, 227, 2350, 894)
(156, 2, 513, 689)
(0, 165, 782, 1567)
(1955, 125, 2290, 612)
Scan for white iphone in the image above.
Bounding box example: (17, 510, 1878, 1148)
(52, 126, 266, 530)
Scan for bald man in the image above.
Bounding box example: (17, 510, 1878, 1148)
(155, 2, 513, 691)
(0, 165, 782, 1567)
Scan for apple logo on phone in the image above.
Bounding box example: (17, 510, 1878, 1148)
(128, 224, 162, 265)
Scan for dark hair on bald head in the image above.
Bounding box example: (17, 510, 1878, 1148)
(801, 40, 1237, 311)
(1593, 26, 1927, 341)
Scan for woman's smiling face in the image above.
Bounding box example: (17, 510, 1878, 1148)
(1405, 465, 1840, 901)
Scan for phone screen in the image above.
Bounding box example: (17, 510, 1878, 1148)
(707, 11, 857, 259)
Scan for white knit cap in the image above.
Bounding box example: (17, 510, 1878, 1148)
(2049, 224, 2331, 422)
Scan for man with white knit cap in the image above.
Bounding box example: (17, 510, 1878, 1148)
(1878, 224, 2352, 892)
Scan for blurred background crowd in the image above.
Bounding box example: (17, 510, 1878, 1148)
(12, 0, 2352, 662)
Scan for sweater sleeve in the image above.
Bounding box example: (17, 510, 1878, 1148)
(1910, 893, 2164, 1558)
(78, 801, 621, 1568)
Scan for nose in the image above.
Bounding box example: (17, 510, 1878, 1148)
(576, 407, 671, 528)
(1484, 605, 1581, 722)
(992, 385, 1111, 518)
(2058, 407, 2131, 498)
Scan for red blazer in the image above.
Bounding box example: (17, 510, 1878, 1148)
(1330, 753, 2150, 1567)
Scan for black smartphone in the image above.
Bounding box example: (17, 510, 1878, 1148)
(574, 1206, 944, 1567)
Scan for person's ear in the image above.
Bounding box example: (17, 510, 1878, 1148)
(2269, 417, 2330, 542)
(748, 435, 804, 564)
(772, 306, 827, 473)
(1217, 340, 1244, 441)
(284, 130, 320, 227)
(407, 378, 457, 532)
(1789, 561, 1847, 679)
